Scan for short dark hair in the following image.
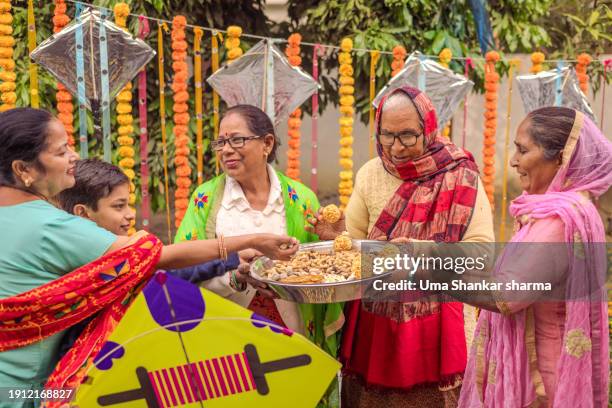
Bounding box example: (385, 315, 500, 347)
(224, 104, 279, 163)
(526, 106, 576, 161)
(57, 159, 129, 213)
(0, 108, 54, 186)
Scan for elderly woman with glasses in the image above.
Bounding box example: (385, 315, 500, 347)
(310, 87, 494, 407)
(175, 104, 343, 361)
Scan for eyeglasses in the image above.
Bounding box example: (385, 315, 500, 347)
(211, 135, 263, 151)
(378, 130, 423, 147)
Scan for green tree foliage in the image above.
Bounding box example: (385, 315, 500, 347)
(541, 0, 611, 94)
(286, 0, 563, 122)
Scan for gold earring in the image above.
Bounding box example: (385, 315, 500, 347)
(24, 179, 31, 187)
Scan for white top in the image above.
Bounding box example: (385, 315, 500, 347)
(215, 164, 287, 237)
(203, 165, 303, 333)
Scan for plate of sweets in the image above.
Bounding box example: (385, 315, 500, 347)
(250, 231, 399, 303)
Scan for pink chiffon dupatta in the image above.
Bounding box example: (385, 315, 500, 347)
(459, 112, 612, 407)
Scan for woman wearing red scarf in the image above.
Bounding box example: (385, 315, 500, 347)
(312, 87, 493, 407)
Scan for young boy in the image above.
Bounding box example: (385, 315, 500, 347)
(57, 158, 135, 236)
(57, 159, 252, 283)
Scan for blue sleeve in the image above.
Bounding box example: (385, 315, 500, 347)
(167, 252, 240, 284)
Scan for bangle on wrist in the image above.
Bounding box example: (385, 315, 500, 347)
(217, 234, 228, 261)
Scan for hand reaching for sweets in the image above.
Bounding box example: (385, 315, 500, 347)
(251, 234, 299, 261)
(305, 204, 347, 240)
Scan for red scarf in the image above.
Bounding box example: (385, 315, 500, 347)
(341, 87, 479, 391)
(0, 233, 162, 392)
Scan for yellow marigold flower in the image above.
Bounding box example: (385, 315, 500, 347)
(0, 14, 12, 25)
(339, 180, 353, 189)
(118, 146, 135, 158)
(340, 170, 354, 180)
(339, 52, 352, 65)
(129, 194, 136, 206)
(0, 46, 11, 58)
(119, 157, 135, 169)
(0, 103, 13, 112)
(225, 37, 240, 49)
(0, 81, 14, 92)
(339, 158, 353, 169)
(339, 85, 354, 95)
(228, 48, 243, 60)
(123, 168, 136, 180)
(339, 64, 354, 76)
(339, 117, 353, 127)
(117, 103, 132, 114)
(118, 136, 134, 146)
(0, 57, 15, 70)
(485, 50, 500, 63)
(340, 126, 353, 138)
(0, 35, 14, 47)
(0, 24, 12, 36)
(340, 37, 353, 52)
(530, 52, 545, 65)
(340, 136, 354, 147)
(577, 53, 592, 66)
(439, 48, 452, 67)
(114, 3, 130, 18)
(118, 125, 134, 136)
(0, 2, 11, 12)
(339, 76, 355, 86)
(0, 70, 15, 82)
(116, 90, 132, 102)
(339, 195, 350, 205)
(1, 91, 16, 104)
(340, 95, 355, 106)
(227, 26, 242, 38)
(339, 147, 353, 157)
(117, 115, 133, 125)
(340, 105, 354, 115)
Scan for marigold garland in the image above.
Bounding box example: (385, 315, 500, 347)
(338, 37, 354, 210)
(530, 52, 545, 74)
(285, 33, 302, 181)
(391, 45, 406, 77)
(439, 48, 452, 138)
(575, 53, 592, 95)
(225, 25, 242, 63)
(113, 3, 137, 235)
(27, 0, 39, 108)
(53, 0, 74, 146)
(483, 50, 500, 206)
(172, 16, 191, 227)
(0, 0, 15, 113)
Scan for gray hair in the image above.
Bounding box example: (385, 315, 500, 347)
(526, 107, 576, 161)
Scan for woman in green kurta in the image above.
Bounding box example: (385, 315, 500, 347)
(175, 105, 343, 405)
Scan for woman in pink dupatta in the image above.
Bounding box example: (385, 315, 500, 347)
(458, 107, 611, 407)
